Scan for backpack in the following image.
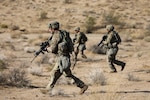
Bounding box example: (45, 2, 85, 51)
(81, 32, 88, 43)
(58, 30, 74, 54)
(113, 31, 121, 44)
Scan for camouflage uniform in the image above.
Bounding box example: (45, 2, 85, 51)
(103, 25, 126, 73)
(46, 22, 88, 94)
(73, 27, 87, 60)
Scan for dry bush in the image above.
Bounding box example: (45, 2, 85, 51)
(0, 24, 8, 28)
(56, 75, 73, 85)
(102, 11, 125, 27)
(144, 36, 150, 42)
(28, 66, 43, 76)
(10, 32, 21, 39)
(121, 33, 133, 42)
(89, 44, 107, 54)
(131, 33, 145, 40)
(127, 73, 140, 82)
(84, 16, 96, 33)
(10, 25, 19, 31)
(0, 59, 7, 71)
(62, 0, 72, 4)
(88, 68, 107, 85)
(51, 89, 65, 96)
(39, 11, 48, 20)
(0, 68, 30, 87)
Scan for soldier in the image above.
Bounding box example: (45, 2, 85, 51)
(41, 21, 88, 95)
(98, 25, 126, 73)
(73, 27, 88, 60)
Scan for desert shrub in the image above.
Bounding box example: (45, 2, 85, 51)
(40, 11, 48, 20)
(0, 72, 7, 84)
(89, 44, 107, 54)
(62, 0, 72, 4)
(28, 67, 43, 76)
(89, 69, 107, 85)
(102, 11, 124, 26)
(0, 59, 7, 71)
(10, 25, 19, 31)
(84, 16, 96, 33)
(0, 24, 8, 28)
(0, 68, 30, 87)
(127, 73, 140, 82)
(50, 89, 65, 96)
(56, 76, 73, 85)
(144, 36, 150, 42)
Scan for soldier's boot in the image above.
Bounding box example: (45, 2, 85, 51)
(121, 63, 126, 71)
(81, 54, 87, 59)
(79, 85, 88, 95)
(110, 70, 117, 73)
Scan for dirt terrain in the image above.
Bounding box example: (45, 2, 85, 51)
(0, 0, 150, 100)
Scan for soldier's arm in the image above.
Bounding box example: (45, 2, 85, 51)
(50, 32, 61, 54)
(74, 33, 81, 44)
(103, 33, 113, 45)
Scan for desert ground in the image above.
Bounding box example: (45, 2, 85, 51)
(0, 0, 150, 100)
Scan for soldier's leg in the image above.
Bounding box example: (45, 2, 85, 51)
(114, 59, 126, 71)
(107, 49, 117, 72)
(113, 48, 126, 71)
(64, 68, 88, 94)
(74, 47, 79, 60)
(79, 44, 87, 59)
(46, 63, 62, 90)
(81, 50, 87, 59)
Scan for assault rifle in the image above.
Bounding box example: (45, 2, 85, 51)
(31, 41, 49, 63)
(31, 36, 52, 63)
(97, 35, 107, 47)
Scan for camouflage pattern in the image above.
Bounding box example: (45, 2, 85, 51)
(46, 28, 87, 93)
(103, 28, 125, 72)
(49, 21, 59, 29)
(106, 24, 114, 31)
(73, 31, 87, 59)
(75, 27, 80, 31)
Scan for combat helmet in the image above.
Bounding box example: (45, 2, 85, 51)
(74, 27, 80, 31)
(49, 21, 59, 30)
(106, 25, 114, 31)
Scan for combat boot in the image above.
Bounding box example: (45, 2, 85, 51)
(81, 54, 87, 59)
(79, 85, 88, 95)
(110, 70, 117, 73)
(121, 63, 126, 71)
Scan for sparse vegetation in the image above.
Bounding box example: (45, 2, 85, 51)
(28, 67, 43, 76)
(0, 24, 8, 28)
(127, 73, 140, 82)
(89, 44, 107, 54)
(0, 59, 7, 71)
(10, 25, 19, 31)
(102, 11, 125, 27)
(84, 16, 96, 33)
(89, 69, 107, 85)
(62, 0, 72, 4)
(144, 36, 150, 42)
(39, 11, 48, 20)
(0, 68, 30, 87)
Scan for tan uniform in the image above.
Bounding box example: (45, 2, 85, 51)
(46, 30, 87, 92)
(73, 32, 87, 59)
(103, 31, 125, 72)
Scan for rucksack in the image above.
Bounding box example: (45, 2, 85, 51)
(58, 30, 74, 54)
(113, 31, 121, 44)
(81, 32, 88, 43)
